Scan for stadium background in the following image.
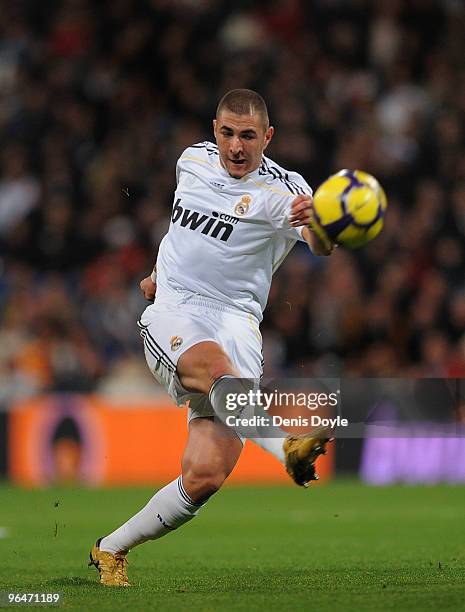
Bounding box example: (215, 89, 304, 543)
(1, 3, 465, 610)
(0, 0, 464, 485)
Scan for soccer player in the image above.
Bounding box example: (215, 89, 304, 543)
(89, 89, 333, 586)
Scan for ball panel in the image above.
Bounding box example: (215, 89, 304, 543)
(354, 170, 387, 212)
(335, 224, 367, 249)
(365, 217, 384, 242)
(337, 217, 384, 249)
(321, 214, 354, 241)
(344, 186, 379, 226)
(313, 175, 350, 225)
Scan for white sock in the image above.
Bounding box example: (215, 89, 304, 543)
(99, 476, 205, 554)
(209, 376, 285, 463)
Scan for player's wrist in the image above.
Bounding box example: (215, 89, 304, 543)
(150, 269, 157, 283)
(308, 214, 332, 250)
(307, 216, 333, 256)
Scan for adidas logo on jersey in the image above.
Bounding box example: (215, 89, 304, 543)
(209, 181, 225, 190)
(171, 199, 238, 242)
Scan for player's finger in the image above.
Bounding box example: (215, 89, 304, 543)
(289, 209, 311, 223)
(291, 209, 310, 218)
(290, 201, 312, 220)
(290, 210, 312, 225)
(290, 217, 312, 227)
(291, 197, 312, 214)
(291, 198, 310, 210)
(293, 193, 312, 203)
(144, 289, 155, 301)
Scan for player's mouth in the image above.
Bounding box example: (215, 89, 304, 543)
(229, 158, 246, 166)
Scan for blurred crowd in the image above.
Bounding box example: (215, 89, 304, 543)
(0, 0, 464, 401)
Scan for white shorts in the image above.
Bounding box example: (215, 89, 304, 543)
(138, 295, 263, 422)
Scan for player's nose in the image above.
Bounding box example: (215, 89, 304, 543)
(229, 136, 243, 156)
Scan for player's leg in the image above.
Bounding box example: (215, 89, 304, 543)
(99, 417, 242, 552)
(181, 416, 243, 500)
(177, 341, 286, 459)
(175, 339, 239, 393)
(90, 417, 242, 585)
(139, 305, 331, 481)
(177, 341, 280, 446)
(178, 340, 332, 486)
(89, 308, 243, 585)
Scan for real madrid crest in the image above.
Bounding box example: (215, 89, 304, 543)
(235, 195, 251, 216)
(170, 336, 183, 351)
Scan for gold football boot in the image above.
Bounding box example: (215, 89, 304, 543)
(283, 426, 333, 487)
(88, 538, 130, 587)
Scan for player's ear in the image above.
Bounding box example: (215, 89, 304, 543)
(263, 126, 274, 151)
(213, 118, 217, 137)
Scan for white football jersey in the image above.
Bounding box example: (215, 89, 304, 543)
(156, 141, 312, 322)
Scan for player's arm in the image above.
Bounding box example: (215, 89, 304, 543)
(140, 267, 157, 301)
(138, 143, 191, 302)
(289, 194, 333, 256)
(139, 142, 195, 302)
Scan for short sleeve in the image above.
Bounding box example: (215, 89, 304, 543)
(176, 150, 188, 185)
(265, 171, 312, 242)
(175, 142, 214, 186)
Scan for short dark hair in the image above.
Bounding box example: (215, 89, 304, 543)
(216, 89, 269, 129)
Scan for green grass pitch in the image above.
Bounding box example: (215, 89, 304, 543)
(0, 481, 464, 611)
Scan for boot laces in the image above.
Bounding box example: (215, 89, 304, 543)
(113, 553, 129, 581)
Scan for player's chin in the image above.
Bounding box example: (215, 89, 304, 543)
(227, 161, 249, 179)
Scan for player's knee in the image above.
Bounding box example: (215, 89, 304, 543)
(198, 349, 235, 384)
(178, 343, 236, 394)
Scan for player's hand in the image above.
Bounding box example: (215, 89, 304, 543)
(289, 194, 334, 256)
(289, 194, 313, 227)
(140, 276, 156, 301)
